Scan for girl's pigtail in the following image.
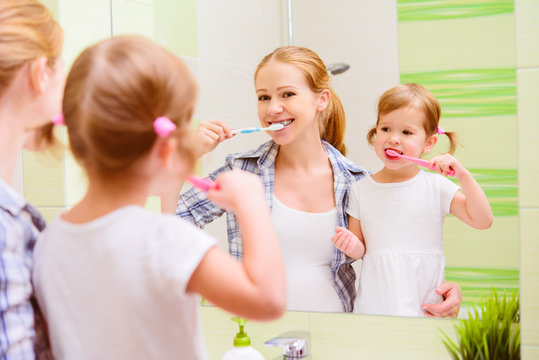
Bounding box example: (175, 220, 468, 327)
(437, 126, 458, 154)
(444, 131, 458, 154)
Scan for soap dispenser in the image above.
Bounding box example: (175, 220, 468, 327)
(221, 317, 265, 360)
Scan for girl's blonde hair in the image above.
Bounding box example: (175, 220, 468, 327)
(367, 83, 457, 154)
(63, 35, 198, 181)
(0, 0, 63, 147)
(255, 46, 347, 155)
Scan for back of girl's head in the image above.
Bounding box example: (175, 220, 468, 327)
(367, 83, 457, 154)
(63, 35, 198, 181)
(255, 46, 347, 155)
(0, 0, 63, 146)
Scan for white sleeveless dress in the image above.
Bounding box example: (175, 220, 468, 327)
(348, 171, 460, 317)
(272, 194, 343, 312)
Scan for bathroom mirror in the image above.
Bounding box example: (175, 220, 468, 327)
(39, 0, 517, 318)
(187, 0, 519, 316)
(112, 0, 519, 315)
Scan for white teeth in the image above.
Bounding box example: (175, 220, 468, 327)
(270, 119, 293, 127)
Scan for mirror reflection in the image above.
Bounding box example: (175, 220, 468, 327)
(74, 0, 520, 317)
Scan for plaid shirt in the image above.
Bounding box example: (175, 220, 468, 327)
(0, 180, 52, 360)
(176, 140, 368, 312)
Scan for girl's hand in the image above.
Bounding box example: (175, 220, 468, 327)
(196, 120, 234, 156)
(429, 154, 467, 179)
(206, 170, 265, 212)
(432, 153, 493, 230)
(331, 227, 365, 260)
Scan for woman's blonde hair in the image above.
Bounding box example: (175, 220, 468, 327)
(63, 35, 198, 181)
(367, 83, 457, 154)
(0, 0, 63, 147)
(255, 46, 347, 155)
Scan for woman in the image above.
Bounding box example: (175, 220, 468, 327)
(165, 46, 462, 316)
(0, 0, 64, 357)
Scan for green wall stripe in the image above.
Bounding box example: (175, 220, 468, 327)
(400, 68, 516, 118)
(434, 168, 518, 216)
(446, 267, 519, 305)
(398, 0, 514, 21)
(397, 0, 519, 308)
(470, 169, 518, 217)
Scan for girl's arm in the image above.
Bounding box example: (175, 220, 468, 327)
(161, 165, 230, 223)
(161, 120, 233, 215)
(331, 216, 365, 260)
(430, 154, 493, 230)
(174, 164, 231, 226)
(186, 170, 286, 321)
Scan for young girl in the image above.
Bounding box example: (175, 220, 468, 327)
(33, 35, 285, 359)
(0, 0, 64, 357)
(331, 83, 493, 317)
(167, 46, 463, 316)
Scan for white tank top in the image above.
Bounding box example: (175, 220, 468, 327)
(272, 194, 343, 312)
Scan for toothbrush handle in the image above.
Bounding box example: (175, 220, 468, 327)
(231, 128, 260, 135)
(188, 175, 218, 192)
(406, 157, 455, 176)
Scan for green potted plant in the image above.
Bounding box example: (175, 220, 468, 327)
(440, 287, 520, 359)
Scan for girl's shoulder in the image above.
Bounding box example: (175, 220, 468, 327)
(44, 206, 216, 255)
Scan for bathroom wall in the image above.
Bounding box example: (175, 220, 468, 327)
(292, 0, 519, 308)
(190, 0, 284, 242)
(397, 0, 519, 303)
(515, 0, 539, 356)
(16, 0, 539, 357)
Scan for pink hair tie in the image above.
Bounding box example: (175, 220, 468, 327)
(52, 113, 65, 126)
(437, 126, 445, 135)
(153, 116, 176, 137)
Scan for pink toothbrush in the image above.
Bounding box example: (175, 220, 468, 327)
(385, 149, 455, 176)
(188, 175, 218, 192)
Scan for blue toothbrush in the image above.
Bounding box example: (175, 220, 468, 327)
(231, 123, 284, 135)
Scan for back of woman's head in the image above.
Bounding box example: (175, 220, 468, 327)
(0, 0, 63, 147)
(367, 83, 457, 154)
(63, 35, 198, 180)
(255, 46, 347, 155)
(0, 0, 63, 96)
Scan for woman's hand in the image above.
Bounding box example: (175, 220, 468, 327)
(421, 281, 462, 318)
(196, 119, 234, 157)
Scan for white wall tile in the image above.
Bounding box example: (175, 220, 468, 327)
(196, 0, 284, 178)
(517, 68, 539, 208)
(59, 0, 112, 68)
(515, 0, 539, 68)
(111, 0, 155, 39)
(292, 0, 400, 172)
